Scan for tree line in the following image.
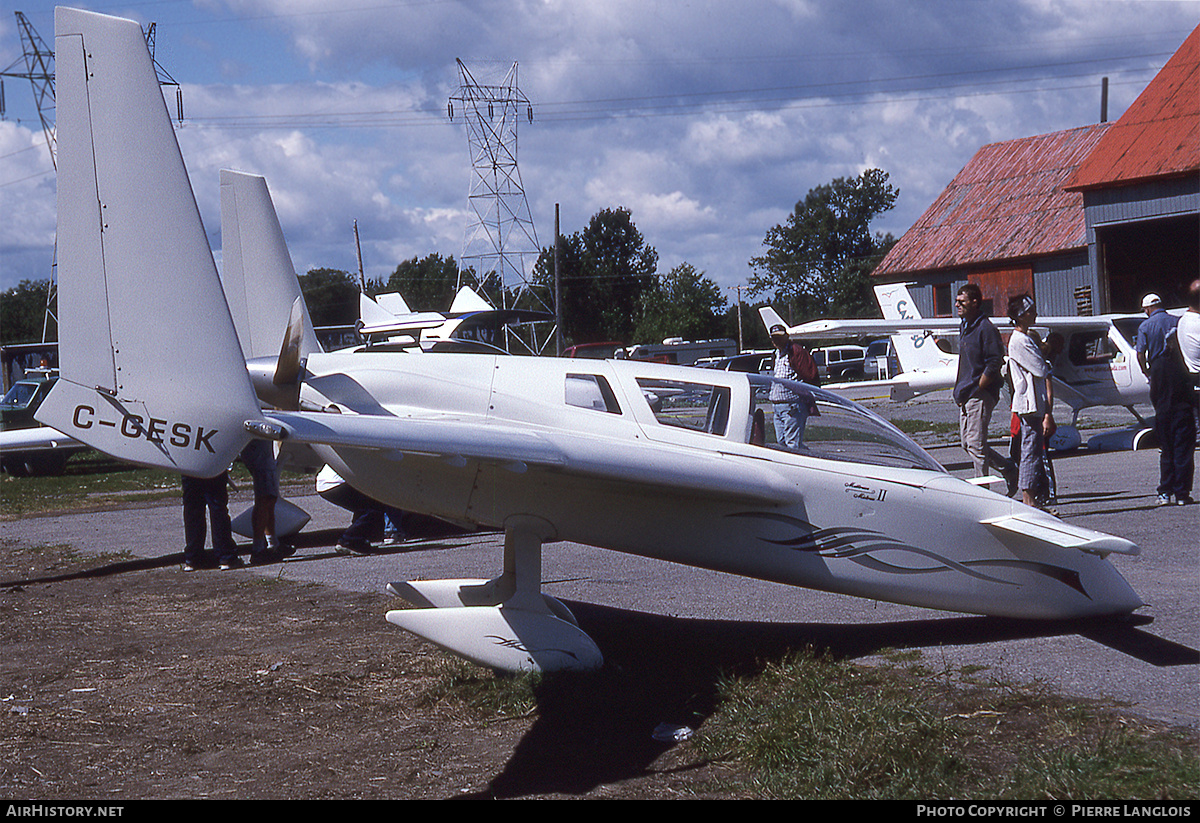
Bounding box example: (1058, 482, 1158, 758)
(1, 169, 898, 349)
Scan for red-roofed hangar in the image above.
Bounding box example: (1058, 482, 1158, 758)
(874, 25, 1198, 318)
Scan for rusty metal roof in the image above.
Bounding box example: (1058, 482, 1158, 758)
(874, 124, 1109, 277)
(1065, 24, 1199, 191)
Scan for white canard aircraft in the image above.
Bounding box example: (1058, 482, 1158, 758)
(762, 283, 1161, 448)
(356, 285, 551, 355)
(34, 8, 1145, 674)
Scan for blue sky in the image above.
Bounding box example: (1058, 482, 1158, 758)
(1, 0, 1197, 314)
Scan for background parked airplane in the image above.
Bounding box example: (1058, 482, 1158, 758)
(762, 283, 1165, 449)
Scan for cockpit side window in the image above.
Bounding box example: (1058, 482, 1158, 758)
(565, 373, 622, 414)
(1067, 331, 1118, 366)
(635, 378, 731, 436)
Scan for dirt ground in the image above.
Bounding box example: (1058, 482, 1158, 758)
(0, 537, 757, 800)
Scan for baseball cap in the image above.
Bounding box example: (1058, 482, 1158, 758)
(1141, 293, 1162, 308)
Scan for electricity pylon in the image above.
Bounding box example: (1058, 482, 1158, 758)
(448, 59, 554, 353)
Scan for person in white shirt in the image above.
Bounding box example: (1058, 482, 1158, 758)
(1006, 295, 1055, 509)
(1180, 279, 1200, 377)
(1180, 279, 1200, 441)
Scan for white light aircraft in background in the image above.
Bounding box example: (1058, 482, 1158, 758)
(28, 8, 1148, 674)
(762, 283, 1164, 450)
(357, 285, 554, 354)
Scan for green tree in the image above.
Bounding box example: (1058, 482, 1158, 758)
(749, 168, 899, 322)
(383, 253, 461, 312)
(633, 263, 727, 344)
(534, 207, 658, 345)
(298, 268, 359, 328)
(0, 280, 55, 344)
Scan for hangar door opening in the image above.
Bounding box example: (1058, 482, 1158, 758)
(1099, 214, 1199, 313)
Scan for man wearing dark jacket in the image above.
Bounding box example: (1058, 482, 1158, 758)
(1136, 292, 1194, 506)
(954, 284, 1012, 485)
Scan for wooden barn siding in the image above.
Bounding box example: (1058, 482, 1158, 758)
(895, 249, 1093, 319)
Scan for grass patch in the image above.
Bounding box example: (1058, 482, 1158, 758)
(890, 418, 958, 436)
(1, 451, 181, 517)
(1, 450, 313, 519)
(689, 648, 1198, 799)
(420, 658, 539, 722)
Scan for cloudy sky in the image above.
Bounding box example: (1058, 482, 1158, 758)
(1, 0, 1197, 312)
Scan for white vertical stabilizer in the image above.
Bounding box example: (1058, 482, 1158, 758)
(873, 283, 956, 374)
(220, 169, 321, 360)
(40, 8, 262, 476)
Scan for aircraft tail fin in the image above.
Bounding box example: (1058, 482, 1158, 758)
(39, 8, 263, 476)
(873, 283, 953, 374)
(448, 286, 494, 315)
(758, 305, 788, 333)
(220, 169, 322, 359)
(360, 291, 401, 329)
(375, 292, 413, 316)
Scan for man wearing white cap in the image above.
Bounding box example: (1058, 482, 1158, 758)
(1136, 292, 1194, 506)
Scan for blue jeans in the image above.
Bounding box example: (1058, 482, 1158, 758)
(773, 402, 809, 449)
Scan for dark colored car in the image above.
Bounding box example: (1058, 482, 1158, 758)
(0, 370, 80, 475)
(694, 351, 775, 374)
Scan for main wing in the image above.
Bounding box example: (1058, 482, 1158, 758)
(266, 408, 797, 506)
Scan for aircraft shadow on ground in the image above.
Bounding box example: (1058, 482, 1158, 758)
(463, 600, 1198, 799)
(0, 528, 491, 587)
(5, 535, 1192, 800)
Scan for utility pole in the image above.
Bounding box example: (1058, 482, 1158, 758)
(554, 204, 563, 356)
(353, 220, 366, 291)
(733, 285, 745, 351)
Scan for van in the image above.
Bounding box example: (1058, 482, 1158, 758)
(865, 338, 899, 378)
(811, 345, 867, 379)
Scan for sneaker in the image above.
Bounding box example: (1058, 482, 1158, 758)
(218, 556, 245, 570)
(1175, 495, 1195, 506)
(336, 539, 371, 556)
(381, 532, 407, 548)
(182, 554, 213, 572)
(1157, 493, 1174, 506)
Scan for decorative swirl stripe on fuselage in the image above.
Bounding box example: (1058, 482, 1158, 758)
(725, 511, 1089, 599)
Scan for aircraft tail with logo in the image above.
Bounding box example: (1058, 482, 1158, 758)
(872, 284, 958, 374)
(37, 8, 265, 477)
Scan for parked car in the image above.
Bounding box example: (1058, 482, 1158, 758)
(811, 345, 867, 379)
(624, 338, 738, 366)
(0, 369, 83, 476)
(865, 338, 900, 378)
(694, 350, 774, 374)
(562, 342, 626, 359)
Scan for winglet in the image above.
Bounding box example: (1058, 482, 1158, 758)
(40, 9, 261, 476)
